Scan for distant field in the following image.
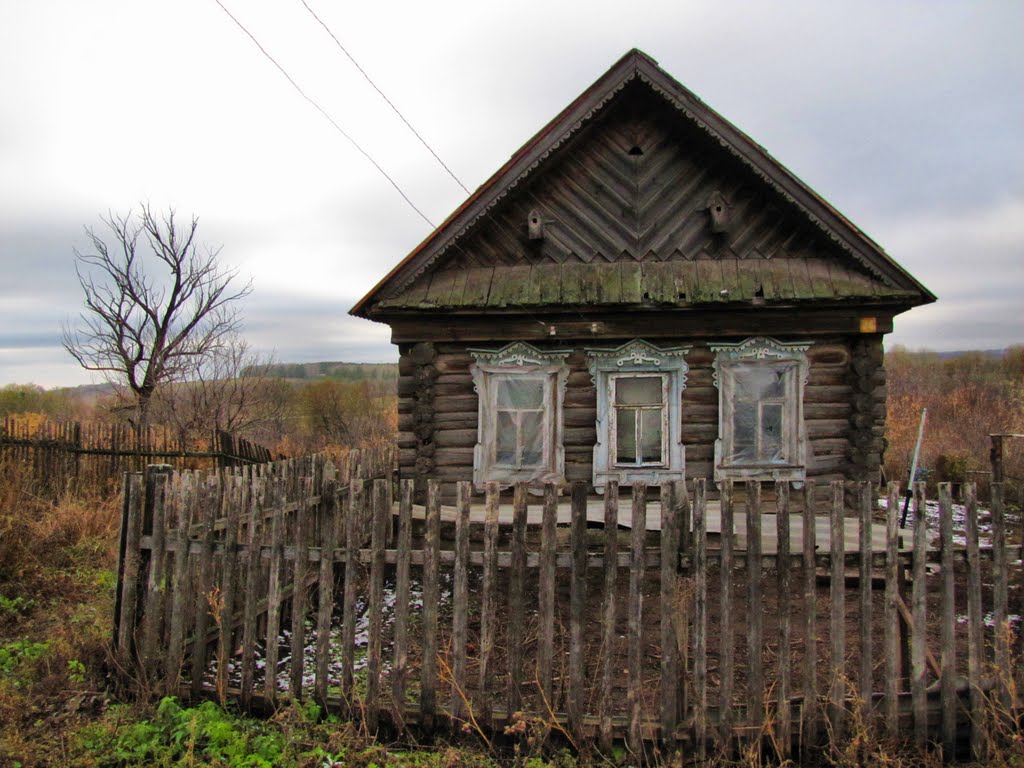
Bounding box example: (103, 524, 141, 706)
(256, 360, 398, 382)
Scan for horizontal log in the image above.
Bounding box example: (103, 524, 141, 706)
(434, 448, 475, 466)
(434, 395, 478, 414)
(806, 419, 850, 439)
(434, 429, 478, 448)
(433, 414, 479, 430)
(804, 402, 851, 420)
(804, 384, 853, 403)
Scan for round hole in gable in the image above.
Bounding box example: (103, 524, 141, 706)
(627, 145, 644, 156)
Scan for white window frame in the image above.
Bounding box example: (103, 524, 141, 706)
(711, 337, 810, 485)
(470, 342, 570, 489)
(587, 340, 690, 492)
(609, 371, 670, 467)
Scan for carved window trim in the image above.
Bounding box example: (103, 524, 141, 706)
(586, 340, 690, 491)
(469, 343, 570, 490)
(711, 337, 811, 485)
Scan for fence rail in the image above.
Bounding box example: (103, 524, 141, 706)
(113, 458, 1022, 760)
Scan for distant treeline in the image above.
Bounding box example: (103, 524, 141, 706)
(251, 361, 398, 383)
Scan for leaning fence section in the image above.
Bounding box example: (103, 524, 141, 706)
(0, 418, 276, 495)
(113, 464, 1022, 761)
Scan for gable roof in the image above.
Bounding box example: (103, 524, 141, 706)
(352, 49, 934, 318)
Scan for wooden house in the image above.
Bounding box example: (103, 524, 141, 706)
(351, 50, 934, 501)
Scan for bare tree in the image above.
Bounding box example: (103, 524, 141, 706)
(63, 205, 252, 426)
(149, 335, 289, 446)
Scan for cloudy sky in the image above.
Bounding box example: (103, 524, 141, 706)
(2, 1, 1021, 388)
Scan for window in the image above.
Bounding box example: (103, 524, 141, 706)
(587, 340, 689, 491)
(470, 343, 569, 488)
(712, 337, 810, 483)
(611, 373, 667, 465)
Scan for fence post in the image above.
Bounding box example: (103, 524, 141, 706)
(114, 472, 146, 672)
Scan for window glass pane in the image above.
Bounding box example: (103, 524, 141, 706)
(520, 411, 544, 466)
(731, 400, 757, 463)
(761, 402, 784, 462)
(639, 409, 662, 463)
(734, 363, 786, 400)
(615, 376, 662, 406)
(616, 408, 637, 464)
(495, 411, 516, 465)
(497, 378, 544, 408)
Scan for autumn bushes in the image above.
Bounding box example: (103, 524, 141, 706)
(884, 346, 1024, 494)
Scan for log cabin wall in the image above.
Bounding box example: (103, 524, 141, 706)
(397, 334, 887, 505)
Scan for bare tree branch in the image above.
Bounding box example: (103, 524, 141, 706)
(62, 205, 252, 426)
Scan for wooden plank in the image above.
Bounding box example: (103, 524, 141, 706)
(939, 483, 956, 758)
(420, 480, 441, 730)
(965, 483, 983, 760)
(829, 480, 846, 739)
(218, 475, 242, 702)
(391, 479, 413, 729)
(461, 267, 495, 307)
(884, 483, 901, 733)
(911, 482, 927, 746)
(536, 264, 561, 305)
(508, 482, 528, 715)
(116, 472, 145, 668)
(538, 483, 558, 708)
(263, 471, 285, 702)
(659, 481, 680, 744)
(719, 480, 734, 748)
(628, 483, 647, 751)
(802, 481, 818, 744)
(776, 481, 792, 759)
(992, 482, 1010, 714)
(858, 482, 873, 722)
(693, 479, 708, 762)
(289, 476, 311, 699)
(191, 475, 219, 698)
(619, 262, 643, 304)
(141, 467, 171, 674)
(166, 472, 195, 691)
(599, 482, 619, 752)
(451, 481, 472, 722)
(240, 474, 265, 708)
(568, 481, 588, 742)
(340, 479, 363, 717)
(746, 481, 764, 734)
(315, 477, 339, 709)
(478, 481, 500, 724)
(366, 479, 389, 733)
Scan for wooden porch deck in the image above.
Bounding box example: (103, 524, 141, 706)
(405, 498, 912, 554)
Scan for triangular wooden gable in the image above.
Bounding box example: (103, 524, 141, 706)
(353, 50, 933, 317)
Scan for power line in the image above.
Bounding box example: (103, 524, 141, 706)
(299, 0, 470, 196)
(212, 0, 435, 229)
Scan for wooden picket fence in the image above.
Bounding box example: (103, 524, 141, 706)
(113, 459, 1022, 760)
(0, 418, 276, 496)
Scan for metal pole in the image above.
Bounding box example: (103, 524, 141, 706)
(900, 408, 927, 528)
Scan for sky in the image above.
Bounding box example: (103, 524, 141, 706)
(1, 1, 1021, 388)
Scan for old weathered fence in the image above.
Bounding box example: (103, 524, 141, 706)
(113, 462, 1021, 760)
(0, 418, 275, 495)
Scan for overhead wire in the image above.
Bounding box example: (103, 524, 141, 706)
(298, 0, 470, 196)
(215, 0, 583, 338)
(212, 0, 436, 229)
